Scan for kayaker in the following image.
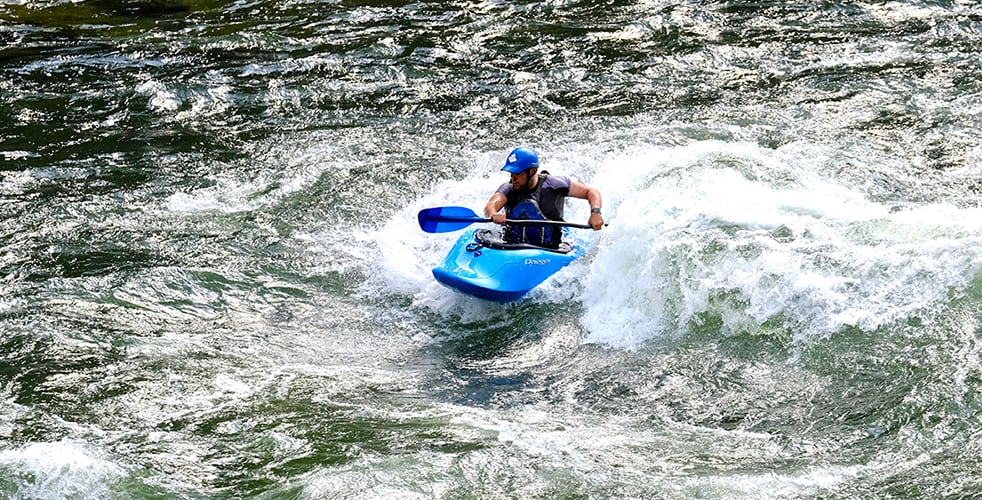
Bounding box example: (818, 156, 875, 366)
(483, 146, 604, 248)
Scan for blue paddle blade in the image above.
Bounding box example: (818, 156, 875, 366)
(418, 206, 487, 233)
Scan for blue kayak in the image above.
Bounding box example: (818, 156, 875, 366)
(432, 228, 585, 302)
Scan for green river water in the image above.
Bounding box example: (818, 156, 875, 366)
(1, 0, 981, 498)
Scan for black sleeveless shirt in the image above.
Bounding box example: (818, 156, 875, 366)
(495, 172, 571, 221)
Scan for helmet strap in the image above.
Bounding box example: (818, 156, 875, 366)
(524, 168, 538, 190)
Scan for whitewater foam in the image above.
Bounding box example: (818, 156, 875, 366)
(0, 440, 128, 500)
(580, 141, 982, 349)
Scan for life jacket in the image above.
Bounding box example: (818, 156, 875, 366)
(503, 172, 563, 248)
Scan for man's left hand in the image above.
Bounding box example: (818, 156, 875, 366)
(589, 212, 604, 231)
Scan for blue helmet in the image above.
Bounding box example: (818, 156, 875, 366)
(501, 147, 539, 174)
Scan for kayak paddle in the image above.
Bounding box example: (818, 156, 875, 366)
(417, 206, 594, 233)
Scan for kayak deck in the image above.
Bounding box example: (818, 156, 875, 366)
(432, 229, 583, 302)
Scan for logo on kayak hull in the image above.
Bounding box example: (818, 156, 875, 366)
(524, 258, 550, 265)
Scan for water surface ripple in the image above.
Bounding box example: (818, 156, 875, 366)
(1, 0, 981, 498)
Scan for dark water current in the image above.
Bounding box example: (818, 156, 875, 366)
(2, 0, 982, 498)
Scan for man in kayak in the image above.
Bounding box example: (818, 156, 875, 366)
(483, 146, 604, 248)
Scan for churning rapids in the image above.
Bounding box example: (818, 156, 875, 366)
(1, 0, 981, 498)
